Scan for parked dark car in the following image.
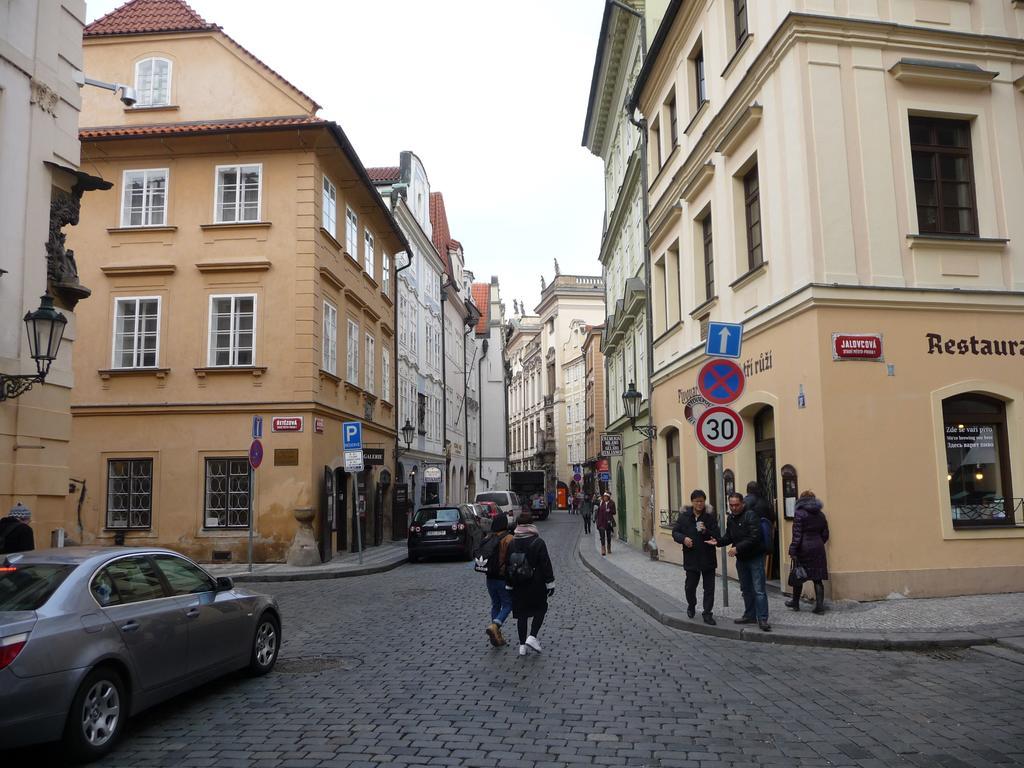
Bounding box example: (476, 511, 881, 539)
(407, 506, 483, 562)
(0, 547, 281, 762)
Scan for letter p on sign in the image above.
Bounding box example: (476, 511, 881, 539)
(343, 421, 362, 451)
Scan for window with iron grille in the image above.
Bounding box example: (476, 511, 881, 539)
(702, 212, 715, 300)
(910, 116, 978, 236)
(204, 458, 250, 528)
(733, 0, 748, 48)
(106, 459, 153, 529)
(743, 165, 763, 270)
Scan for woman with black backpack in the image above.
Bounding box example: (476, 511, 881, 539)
(475, 514, 514, 647)
(505, 511, 554, 657)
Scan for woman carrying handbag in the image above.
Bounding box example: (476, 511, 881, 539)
(785, 490, 830, 614)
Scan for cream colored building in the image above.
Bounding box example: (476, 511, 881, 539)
(582, 323, 607, 496)
(561, 324, 587, 492)
(636, 1, 1024, 599)
(67, 1, 406, 563)
(0, 1, 110, 542)
(506, 313, 544, 473)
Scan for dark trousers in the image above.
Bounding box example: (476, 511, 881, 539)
(684, 568, 716, 615)
(582, 515, 591, 533)
(598, 527, 613, 548)
(517, 612, 545, 644)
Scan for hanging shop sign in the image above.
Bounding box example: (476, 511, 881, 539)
(684, 394, 712, 426)
(832, 333, 883, 361)
(362, 448, 385, 466)
(600, 434, 623, 456)
(423, 466, 443, 482)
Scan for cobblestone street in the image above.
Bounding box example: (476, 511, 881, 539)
(10, 513, 1024, 767)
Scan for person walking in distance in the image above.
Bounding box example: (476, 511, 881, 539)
(671, 490, 721, 625)
(595, 491, 616, 555)
(0, 502, 35, 554)
(505, 512, 554, 656)
(707, 493, 771, 631)
(786, 490, 830, 614)
(475, 513, 515, 646)
(579, 492, 594, 535)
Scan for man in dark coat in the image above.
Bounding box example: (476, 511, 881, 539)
(708, 493, 770, 631)
(671, 490, 721, 625)
(743, 481, 773, 551)
(507, 512, 555, 656)
(786, 491, 830, 614)
(0, 503, 35, 554)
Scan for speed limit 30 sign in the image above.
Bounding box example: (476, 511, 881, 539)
(695, 406, 744, 454)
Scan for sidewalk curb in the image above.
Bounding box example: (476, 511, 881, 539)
(222, 551, 408, 583)
(577, 538, 1014, 652)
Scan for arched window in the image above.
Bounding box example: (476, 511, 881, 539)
(943, 393, 1015, 526)
(665, 428, 681, 514)
(134, 57, 171, 107)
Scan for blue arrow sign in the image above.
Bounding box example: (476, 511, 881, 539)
(343, 421, 362, 451)
(705, 321, 743, 359)
(252, 415, 263, 439)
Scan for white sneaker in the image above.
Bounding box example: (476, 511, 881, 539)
(525, 635, 542, 654)
(518, 644, 527, 656)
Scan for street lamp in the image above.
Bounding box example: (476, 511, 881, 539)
(622, 381, 657, 439)
(1, 295, 68, 401)
(400, 419, 415, 451)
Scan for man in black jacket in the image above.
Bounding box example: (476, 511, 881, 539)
(671, 490, 721, 625)
(707, 493, 770, 631)
(0, 503, 35, 554)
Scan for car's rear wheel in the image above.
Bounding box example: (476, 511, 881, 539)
(64, 666, 126, 763)
(248, 613, 280, 676)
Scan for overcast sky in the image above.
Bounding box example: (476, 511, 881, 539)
(85, 0, 607, 315)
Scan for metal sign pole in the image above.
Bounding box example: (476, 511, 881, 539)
(249, 471, 255, 573)
(715, 453, 728, 608)
(356, 498, 364, 565)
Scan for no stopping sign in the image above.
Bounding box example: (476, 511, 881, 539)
(695, 406, 744, 454)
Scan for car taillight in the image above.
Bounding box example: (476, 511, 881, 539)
(0, 633, 28, 671)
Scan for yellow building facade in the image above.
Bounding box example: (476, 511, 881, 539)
(636, 2, 1024, 599)
(67, 2, 405, 563)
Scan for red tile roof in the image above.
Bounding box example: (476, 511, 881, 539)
(366, 166, 401, 183)
(80, 115, 324, 140)
(84, 0, 217, 36)
(429, 191, 455, 277)
(84, 0, 321, 111)
(471, 283, 490, 334)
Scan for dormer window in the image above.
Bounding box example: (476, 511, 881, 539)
(134, 57, 171, 107)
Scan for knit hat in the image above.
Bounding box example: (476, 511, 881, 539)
(9, 502, 31, 520)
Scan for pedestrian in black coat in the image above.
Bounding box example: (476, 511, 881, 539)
(744, 481, 773, 551)
(671, 489, 721, 624)
(786, 491, 830, 614)
(0, 504, 34, 554)
(579, 494, 593, 534)
(707, 494, 771, 630)
(507, 512, 554, 656)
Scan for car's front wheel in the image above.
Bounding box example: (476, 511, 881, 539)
(248, 612, 280, 676)
(64, 666, 126, 763)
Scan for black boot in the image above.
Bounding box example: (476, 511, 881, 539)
(813, 582, 826, 614)
(785, 582, 802, 610)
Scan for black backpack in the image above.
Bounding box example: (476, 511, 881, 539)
(474, 533, 504, 576)
(506, 538, 538, 586)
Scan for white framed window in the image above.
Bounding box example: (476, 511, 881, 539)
(382, 347, 391, 402)
(346, 319, 360, 385)
(382, 252, 391, 298)
(112, 297, 160, 368)
(346, 206, 358, 257)
(208, 294, 256, 367)
(364, 230, 375, 278)
(120, 169, 167, 227)
(214, 164, 261, 223)
(134, 57, 171, 107)
(322, 176, 337, 238)
(323, 300, 338, 375)
(365, 333, 375, 394)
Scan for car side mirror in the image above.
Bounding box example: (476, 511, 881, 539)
(215, 576, 234, 591)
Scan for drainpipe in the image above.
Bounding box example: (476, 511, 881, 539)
(612, 0, 657, 548)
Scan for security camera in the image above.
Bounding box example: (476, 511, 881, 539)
(117, 85, 137, 107)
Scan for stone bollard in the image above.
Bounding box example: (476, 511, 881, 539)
(286, 506, 322, 567)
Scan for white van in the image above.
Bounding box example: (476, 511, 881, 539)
(474, 491, 520, 526)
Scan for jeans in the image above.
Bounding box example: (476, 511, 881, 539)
(517, 612, 545, 644)
(684, 567, 716, 615)
(582, 514, 591, 534)
(486, 578, 512, 626)
(736, 554, 769, 621)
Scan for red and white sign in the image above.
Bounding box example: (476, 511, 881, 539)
(832, 333, 883, 361)
(697, 359, 745, 405)
(272, 416, 304, 432)
(695, 406, 744, 455)
(314, 417, 325, 434)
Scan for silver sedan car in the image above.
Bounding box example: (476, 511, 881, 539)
(0, 547, 281, 762)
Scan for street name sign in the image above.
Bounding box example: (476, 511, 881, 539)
(695, 406, 744, 454)
(248, 439, 264, 470)
(343, 421, 362, 451)
(704, 321, 743, 359)
(697, 359, 745, 405)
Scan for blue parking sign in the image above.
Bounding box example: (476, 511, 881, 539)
(343, 421, 362, 451)
(705, 321, 743, 359)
